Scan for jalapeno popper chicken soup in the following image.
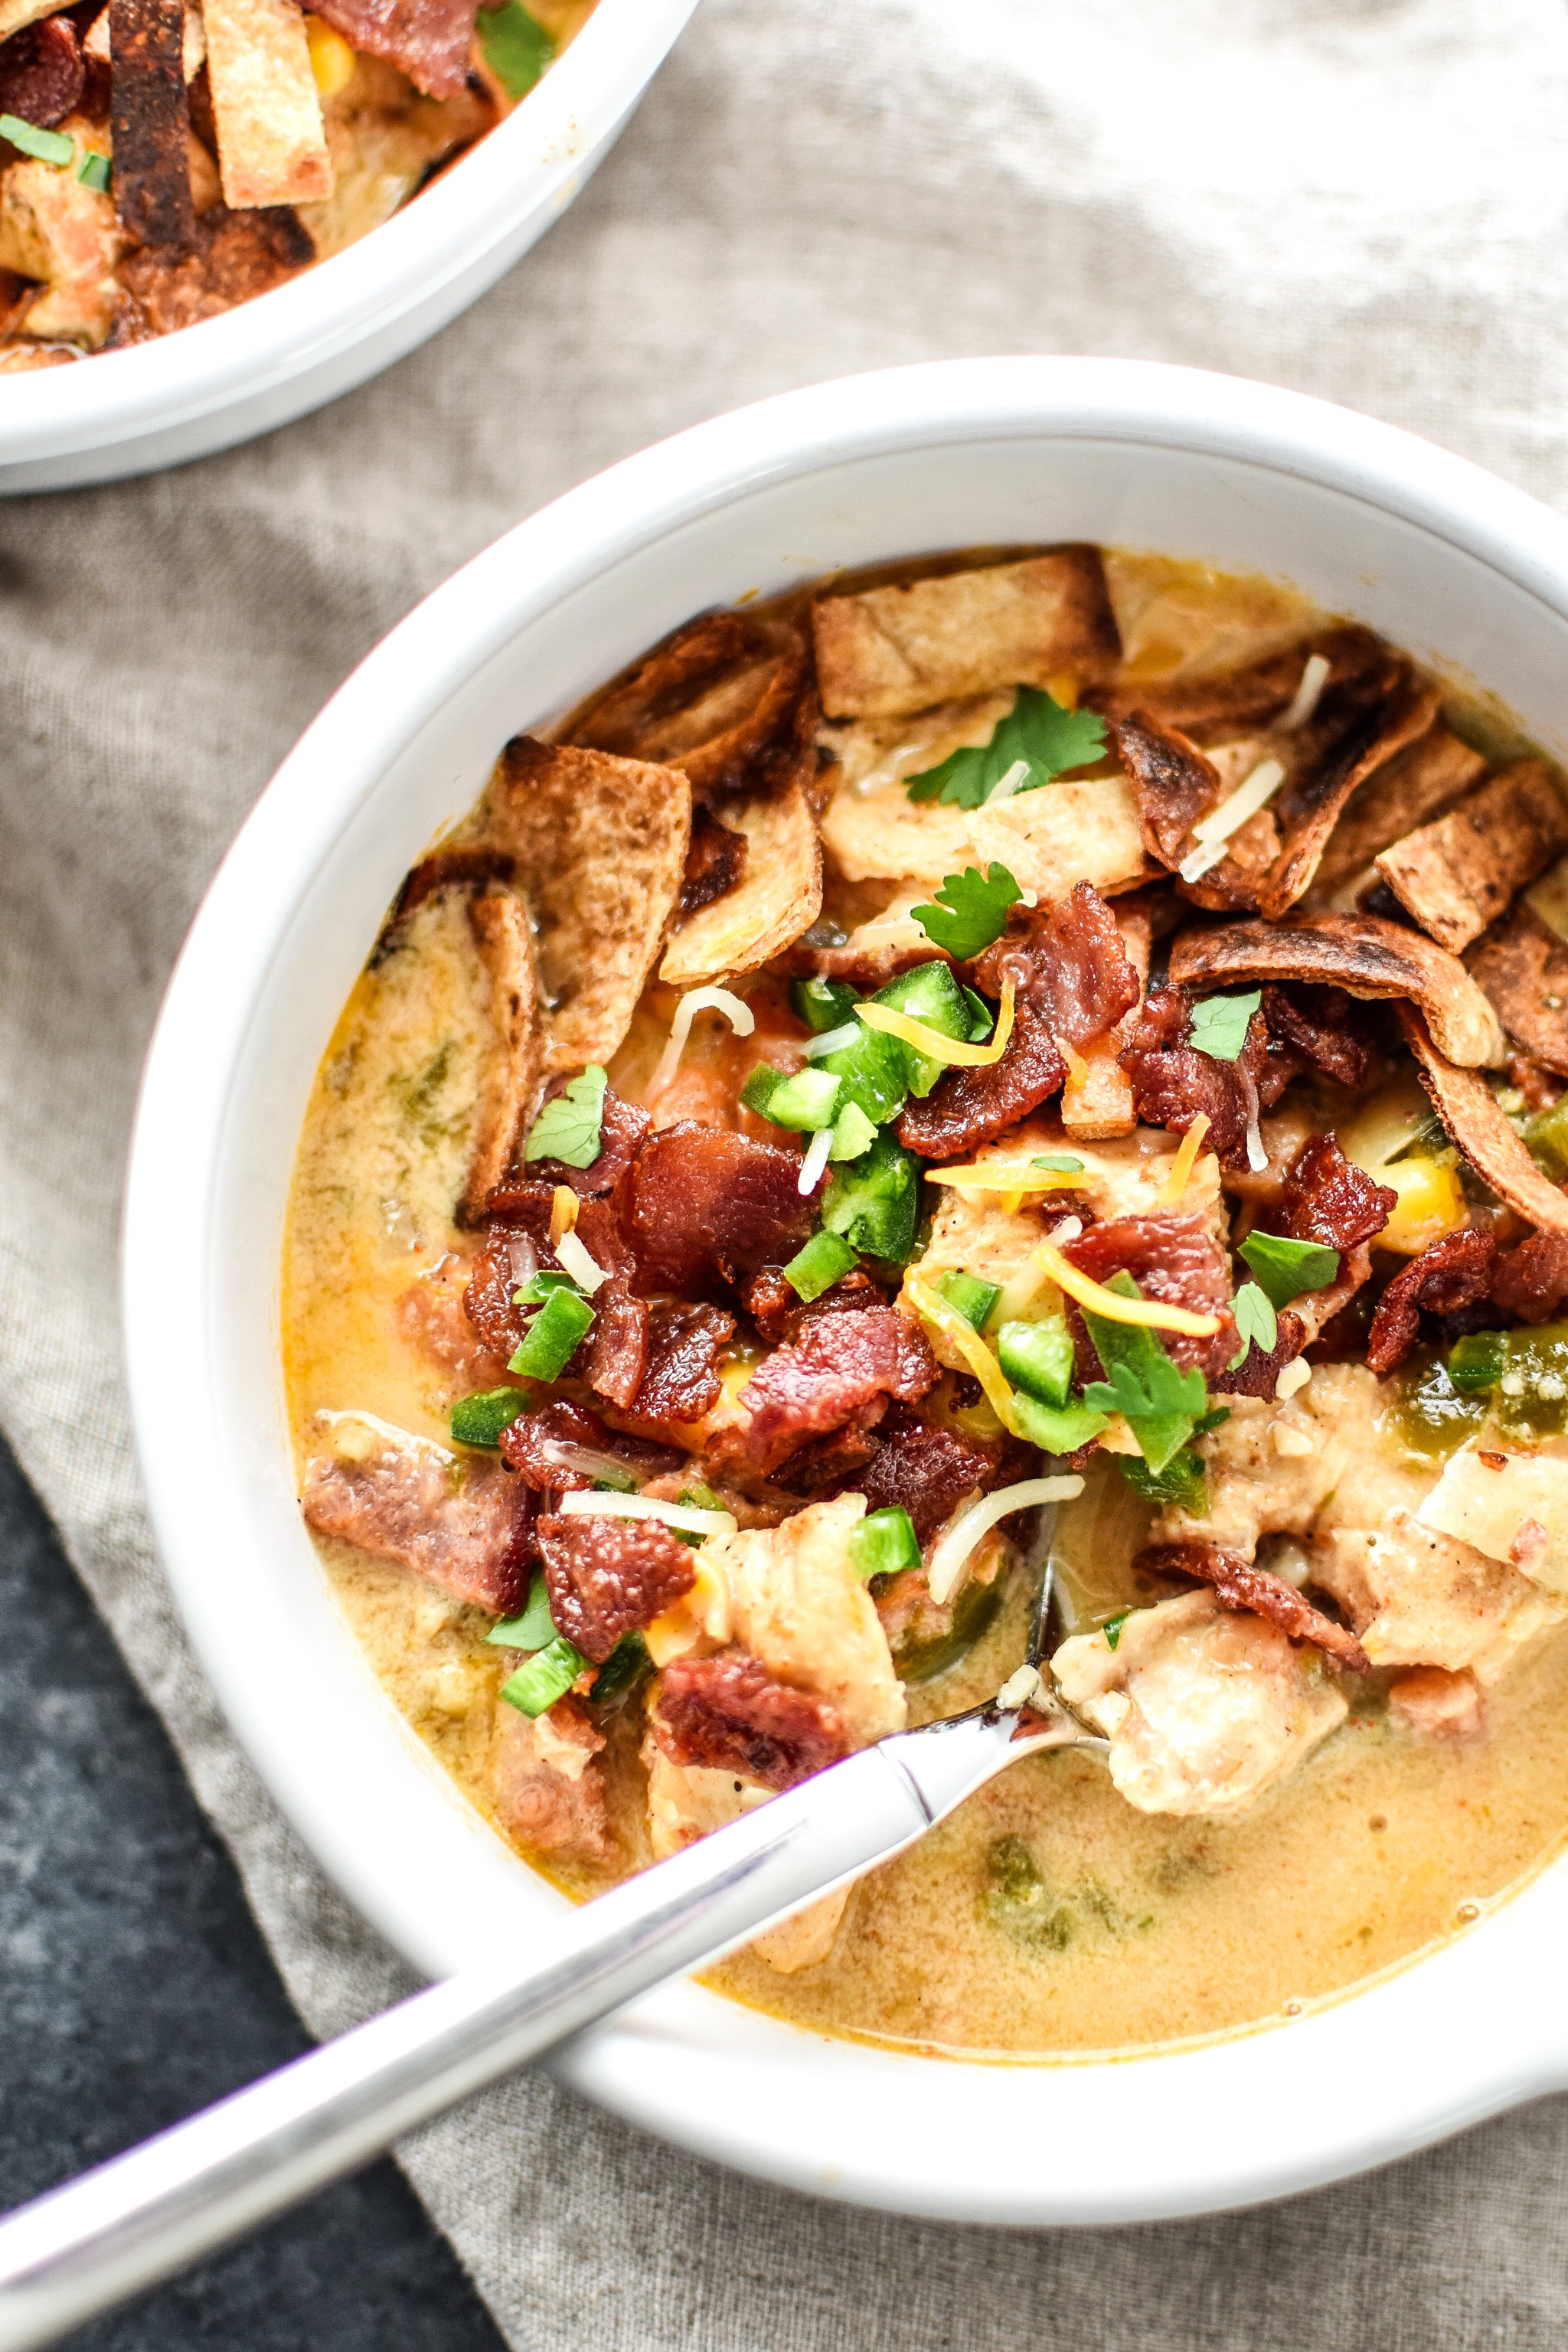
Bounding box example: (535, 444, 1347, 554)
(287, 546, 1568, 2056)
(0, 0, 589, 363)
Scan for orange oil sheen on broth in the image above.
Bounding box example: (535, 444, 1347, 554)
(282, 546, 1568, 2058)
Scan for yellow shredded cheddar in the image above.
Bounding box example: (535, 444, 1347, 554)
(855, 978, 1016, 1068)
(904, 1279, 1021, 1435)
(1158, 1112, 1211, 1207)
(1033, 1242, 1222, 1338)
(549, 1185, 579, 1245)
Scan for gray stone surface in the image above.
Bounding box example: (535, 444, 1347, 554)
(0, 1433, 505, 2351)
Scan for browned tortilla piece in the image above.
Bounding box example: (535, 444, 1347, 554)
(109, 0, 195, 248)
(485, 738, 691, 1075)
(1168, 913, 1506, 1070)
(659, 782, 822, 989)
(109, 199, 312, 337)
(1310, 724, 1487, 900)
(458, 890, 545, 1227)
(1398, 1006, 1568, 1232)
(1097, 622, 1381, 736)
(1372, 760, 1568, 956)
(1258, 671, 1440, 920)
(812, 549, 1121, 720)
(1112, 711, 1222, 868)
(1467, 902, 1568, 1079)
(202, 0, 331, 207)
(569, 613, 809, 804)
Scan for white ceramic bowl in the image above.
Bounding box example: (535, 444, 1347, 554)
(124, 358, 1568, 2223)
(0, 0, 697, 492)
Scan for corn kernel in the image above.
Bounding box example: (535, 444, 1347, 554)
(1377, 1155, 1468, 1256)
(306, 17, 357, 96)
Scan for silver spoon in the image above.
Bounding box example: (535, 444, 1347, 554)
(0, 1514, 1102, 2352)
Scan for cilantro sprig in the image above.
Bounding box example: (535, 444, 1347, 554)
(524, 1064, 607, 1168)
(905, 688, 1106, 810)
(1238, 1228, 1341, 1308)
(1080, 1273, 1210, 1475)
(1187, 991, 1262, 1064)
(1227, 1280, 1279, 1371)
(911, 862, 1022, 959)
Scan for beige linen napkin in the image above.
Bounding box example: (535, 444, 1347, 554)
(5, 0, 1568, 2340)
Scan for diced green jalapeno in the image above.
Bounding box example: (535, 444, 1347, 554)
(934, 1269, 1001, 1331)
(872, 961, 976, 1096)
(782, 1229, 858, 1302)
(822, 1130, 920, 1263)
(1448, 1331, 1509, 1392)
(740, 1064, 786, 1116)
(477, 0, 555, 97)
(828, 1102, 878, 1161)
(760, 1067, 843, 1132)
(962, 985, 994, 1041)
(449, 1386, 533, 1448)
(818, 1024, 910, 1125)
(508, 1285, 594, 1380)
(76, 149, 111, 190)
(996, 1315, 1075, 1406)
(791, 975, 858, 1034)
(1011, 1393, 1109, 1452)
(511, 1269, 580, 1305)
(850, 1507, 921, 1580)
(590, 1631, 650, 1703)
(1524, 1097, 1568, 1179)
(487, 1571, 557, 1651)
(500, 1635, 586, 1717)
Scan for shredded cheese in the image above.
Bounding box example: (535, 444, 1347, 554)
(905, 1276, 1022, 1434)
(1178, 758, 1286, 883)
(1158, 1112, 1211, 1207)
(801, 1021, 861, 1060)
(650, 986, 756, 1099)
(554, 1230, 606, 1293)
(925, 1160, 1086, 1195)
(557, 1491, 738, 1537)
(856, 977, 1016, 1069)
(926, 1475, 1084, 1606)
(1033, 1241, 1223, 1337)
(985, 757, 1032, 805)
(797, 1125, 834, 1194)
(1278, 652, 1331, 733)
(549, 1185, 579, 1246)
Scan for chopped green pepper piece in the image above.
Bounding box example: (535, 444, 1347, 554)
(791, 975, 858, 1034)
(487, 1571, 556, 1651)
(760, 1067, 843, 1132)
(449, 1386, 533, 1448)
(850, 1507, 921, 1581)
(818, 1023, 910, 1125)
(500, 1635, 585, 1717)
(0, 114, 74, 165)
(1448, 1330, 1508, 1392)
(1524, 1096, 1568, 1179)
(962, 985, 993, 1041)
(477, 0, 555, 96)
(1102, 1608, 1133, 1651)
(75, 148, 111, 191)
(782, 1228, 858, 1302)
(997, 1315, 1075, 1406)
(934, 1269, 1002, 1331)
(829, 1101, 878, 1161)
(741, 1063, 786, 1117)
(1011, 1393, 1110, 1452)
(822, 1129, 920, 1263)
(590, 1630, 650, 1703)
(872, 961, 977, 1096)
(508, 1285, 595, 1380)
(1237, 1228, 1341, 1309)
(512, 1268, 581, 1305)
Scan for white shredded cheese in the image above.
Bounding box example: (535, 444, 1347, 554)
(1277, 652, 1331, 733)
(985, 757, 1033, 805)
(927, 1475, 1084, 1607)
(797, 1125, 835, 1194)
(1275, 1358, 1312, 1401)
(540, 1441, 646, 1488)
(318, 1408, 449, 1465)
(801, 1021, 860, 1061)
(1178, 758, 1287, 884)
(557, 1491, 738, 1537)
(998, 1662, 1044, 1710)
(650, 986, 756, 1099)
(1047, 1215, 1084, 1245)
(554, 1230, 607, 1293)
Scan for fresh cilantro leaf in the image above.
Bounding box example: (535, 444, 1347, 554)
(1080, 1272, 1209, 1475)
(1238, 1228, 1342, 1308)
(1102, 1607, 1134, 1651)
(905, 687, 1107, 810)
(911, 862, 1022, 958)
(1227, 1280, 1279, 1370)
(1032, 1154, 1084, 1173)
(1187, 990, 1262, 1065)
(1117, 1449, 1207, 1515)
(524, 1064, 607, 1168)
(479, 0, 555, 96)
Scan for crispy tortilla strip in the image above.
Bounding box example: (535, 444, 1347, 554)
(659, 782, 822, 988)
(110, 197, 312, 336)
(1398, 1005, 1568, 1232)
(1259, 672, 1439, 919)
(812, 550, 1121, 720)
(484, 737, 691, 1074)
(459, 888, 545, 1227)
(570, 613, 809, 804)
(1312, 724, 1486, 902)
(1467, 901, 1568, 1078)
(822, 769, 1152, 898)
(1168, 913, 1506, 1069)
(1112, 710, 1220, 869)
(1373, 759, 1568, 955)
(1101, 554, 1318, 691)
(203, 0, 331, 207)
(87, 0, 203, 70)
(109, 0, 195, 248)
(1062, 902, 1150, 1139)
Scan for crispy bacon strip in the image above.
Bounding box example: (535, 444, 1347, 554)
(632, 1299, 737, 1427)
(849, 1405, 1011, 1544)
(487, 1087, 651, 1210)
(1135, 1541, 1370, 1673)
(653, 1653, 852, 1790)
(1259, 983, 1371, 1091)
(109, 0, 194, 250)
(302, 1432, 530, 1615)
(1365, 1224, 1498, 1377)
(1119, 985, 1299, 1169)
(630, 1124, 813, 1295)
(1492, 1230, 1568, 1326)
(1280, 1132, 1396, 1252)
(0, 12, 82, 120)
(499, 1400, 680, 1493)
(310, 0, 478, 96)
(728, 1305, 938, 1474)
(535, 1511, 697, 1664)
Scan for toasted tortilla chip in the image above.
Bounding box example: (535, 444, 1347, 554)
(0, 0, 69, 44)
(1259, 672, 1439, 920)
(203, 0, 332, 207)
(482, 737, 691, 1074)
(659, 782, 822, 989)
(1466, 901, 1568, 1078)
(109, 0, 195, 247)
(1398, 1006, 1568, 1232)
(822, 769, 1152, 900)
(570, 613, 809, 805)
(1310, 724, 1486, 903)
(1112, 710, 1220, 869)
(1168, 913, 1506, 1070)
(1100, 554, 1318, 691)
(812, 549, 1121, 720)
(87, 0, 203, 69)
(1372, 759, 1568, 955)
(1062, 903, 1151, 1140)
(459, 888, 546, 1227)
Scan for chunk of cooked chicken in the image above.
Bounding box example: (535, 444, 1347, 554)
(1051, 1587, 1346, 1817)
(642, 1746, 849, 1972)
(1311, 1521, 1553, 1683)
(1417, 1441, 1568, 1597)
(0, 122, 120, 347)
(494, 1697, 612, 1863)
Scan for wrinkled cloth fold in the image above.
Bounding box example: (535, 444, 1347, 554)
(5, 0, 1568, 2342)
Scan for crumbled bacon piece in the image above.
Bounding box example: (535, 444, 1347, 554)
(741, 1266, 884, 1347)
(499, 1400, 679, 1494)
(464, 1227, 531, 1364)
(486, 1086, 650, 1207)
(898, 887, 1139, 1159)
(535, 1512, 697, 1663)
(630, 1123, 814, 1295)
(1277, 1132, 1396, 1251)
(1135, 1541, 1370, 1673)
(112, 207, 316, 339)
(1491, 1230, 1568, 1326)
(1064, 1214, 1233, 1375)
(1261, 984, 1373, 1092)
(725, 1305, 938, 1473)
(1366, 1226, 1498, 1376)
(632, 1299, 737, 1426)
(1120, 986, 1300, 1169)
(848, 1405, 1009, 1542)
(0, 15, 83, 125)
(653, 1654, 852, 1790)
(473, 1177, 648, 1408)
(678, 812, 748, 918)
(772, 1421, 887, 1494)
(311, 0, 478, 96)
(398, 1256, 511, 1391)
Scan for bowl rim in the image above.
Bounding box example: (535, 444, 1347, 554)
(0, 0, 698, 469)
(123, 356, 1568, 2223)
